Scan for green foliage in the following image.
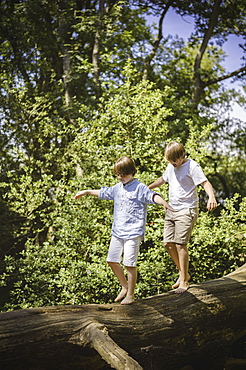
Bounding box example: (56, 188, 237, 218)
(1, 241, 118, 310)
(1, 184, 245, 310)
(189, 195, 246, 282)
(0, 0, 246, 311)
(0, 70, 244, 312)
(133, 194, 246, 300)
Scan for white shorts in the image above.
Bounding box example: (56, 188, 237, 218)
(106, 235, 142, 267)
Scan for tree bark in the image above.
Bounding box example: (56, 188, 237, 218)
(0, 264, 245, 370)
(92, 0, 105, 99)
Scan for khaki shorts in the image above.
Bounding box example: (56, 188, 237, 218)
(164, 208, 198, 245)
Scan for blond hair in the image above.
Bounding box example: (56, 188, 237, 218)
(164, 141, 186, 162)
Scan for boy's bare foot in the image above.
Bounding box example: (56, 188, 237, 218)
(114, 287, 128, 302)
(121, 295, 134, 305)
(172, 273, 190, 289)
(172, 277, 180, 289)
(174, 281, 189, 294)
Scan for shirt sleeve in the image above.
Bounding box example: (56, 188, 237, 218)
(138, 184, 158, 204)
(99, 185, 115, 200)
(162, 165, 169, 182)
(191, 163, 208, 186)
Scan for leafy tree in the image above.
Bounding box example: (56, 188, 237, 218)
(1, 75, 245, 311)
(0, 0, 245, 311)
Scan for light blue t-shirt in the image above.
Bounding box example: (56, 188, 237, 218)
(99, 178, 158, 239)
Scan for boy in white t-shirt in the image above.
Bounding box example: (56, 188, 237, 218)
(149, 141, 217, 293)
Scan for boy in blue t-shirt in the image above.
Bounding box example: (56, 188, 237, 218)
(75, 156, 173, 304)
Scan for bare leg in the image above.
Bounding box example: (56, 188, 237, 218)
(107, 262, 128, 301)
(174, 244, 189, 293)
(165, 242, 181, 288)
(165, 242, 180, 269)
(164, 242, 190, 292)
(121, 266, 137, 305)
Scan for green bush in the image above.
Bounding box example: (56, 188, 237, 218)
(1, 195, 245, 311)
(1, 76, 245, 311)
(189, 195, 246, 282)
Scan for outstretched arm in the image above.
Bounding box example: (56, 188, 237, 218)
(148, 176, 166, 190)
(153, 194, 174, 212)
(74, 189, 100, 199)
(200, 180, 217, 211)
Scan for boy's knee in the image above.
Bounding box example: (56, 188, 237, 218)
(164, 242, 175, 248)
(107, 261, 118, 267)
(176, 243, 188, 252)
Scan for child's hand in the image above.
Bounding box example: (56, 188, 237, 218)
(207, 198, 217, 211)
(164, 201, 175, 212)
(74, 190, 87, 199)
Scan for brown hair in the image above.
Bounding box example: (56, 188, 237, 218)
(164, 141, 186, 162)
(113, 156, 137, 176)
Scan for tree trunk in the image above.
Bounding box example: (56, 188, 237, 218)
(92, 0, 105, 99)
(0, 264, 245, 370)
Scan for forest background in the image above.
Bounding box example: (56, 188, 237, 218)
(0, 0, 245, 311)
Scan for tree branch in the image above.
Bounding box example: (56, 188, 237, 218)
(83, 322, 143, 369)
(143, 0, 174, 80)
(204, 65, 246, 87)
(193, 0, 223, 103)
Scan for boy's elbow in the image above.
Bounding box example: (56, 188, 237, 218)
(200, 180, 208, 188)
(152, 194, 159, 203)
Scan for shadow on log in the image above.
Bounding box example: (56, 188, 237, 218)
(0, 264, 245, 370)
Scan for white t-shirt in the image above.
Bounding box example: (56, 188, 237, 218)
(162, 159, 207, 211)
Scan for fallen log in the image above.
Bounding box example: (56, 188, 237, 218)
(0, 264, 245, 370)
